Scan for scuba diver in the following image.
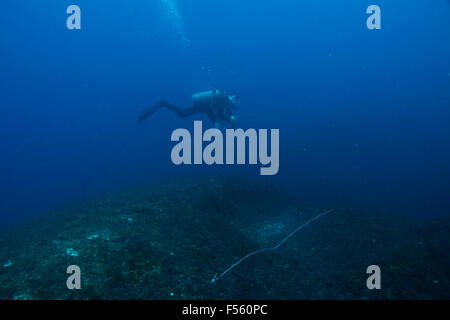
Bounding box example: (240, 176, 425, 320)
(138, 89, 239, 128)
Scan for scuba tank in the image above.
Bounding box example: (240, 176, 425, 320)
(192, 89, 224, 104)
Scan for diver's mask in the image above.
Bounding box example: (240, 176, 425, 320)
(228, 94, 239, 107)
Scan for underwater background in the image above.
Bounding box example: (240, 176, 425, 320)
(0, 0, 449, 299)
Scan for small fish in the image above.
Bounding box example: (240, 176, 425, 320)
(66, 248, 79, 257)
(3, 260, 13, 268)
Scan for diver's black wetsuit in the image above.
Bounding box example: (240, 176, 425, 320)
(138, 92, 237, 128)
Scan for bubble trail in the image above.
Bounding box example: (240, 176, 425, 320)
(160, 0, 190, 45)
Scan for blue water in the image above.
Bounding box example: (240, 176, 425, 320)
(0, 0, 449, 228)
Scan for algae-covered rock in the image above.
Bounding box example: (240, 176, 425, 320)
(0, 176, 448, 299)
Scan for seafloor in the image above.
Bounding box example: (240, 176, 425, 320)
(0, 176, 448, 299)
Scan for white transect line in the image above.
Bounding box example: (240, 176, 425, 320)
(212, 209, 335, 283)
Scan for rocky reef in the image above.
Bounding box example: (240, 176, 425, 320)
(0, 176, 448, 299)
